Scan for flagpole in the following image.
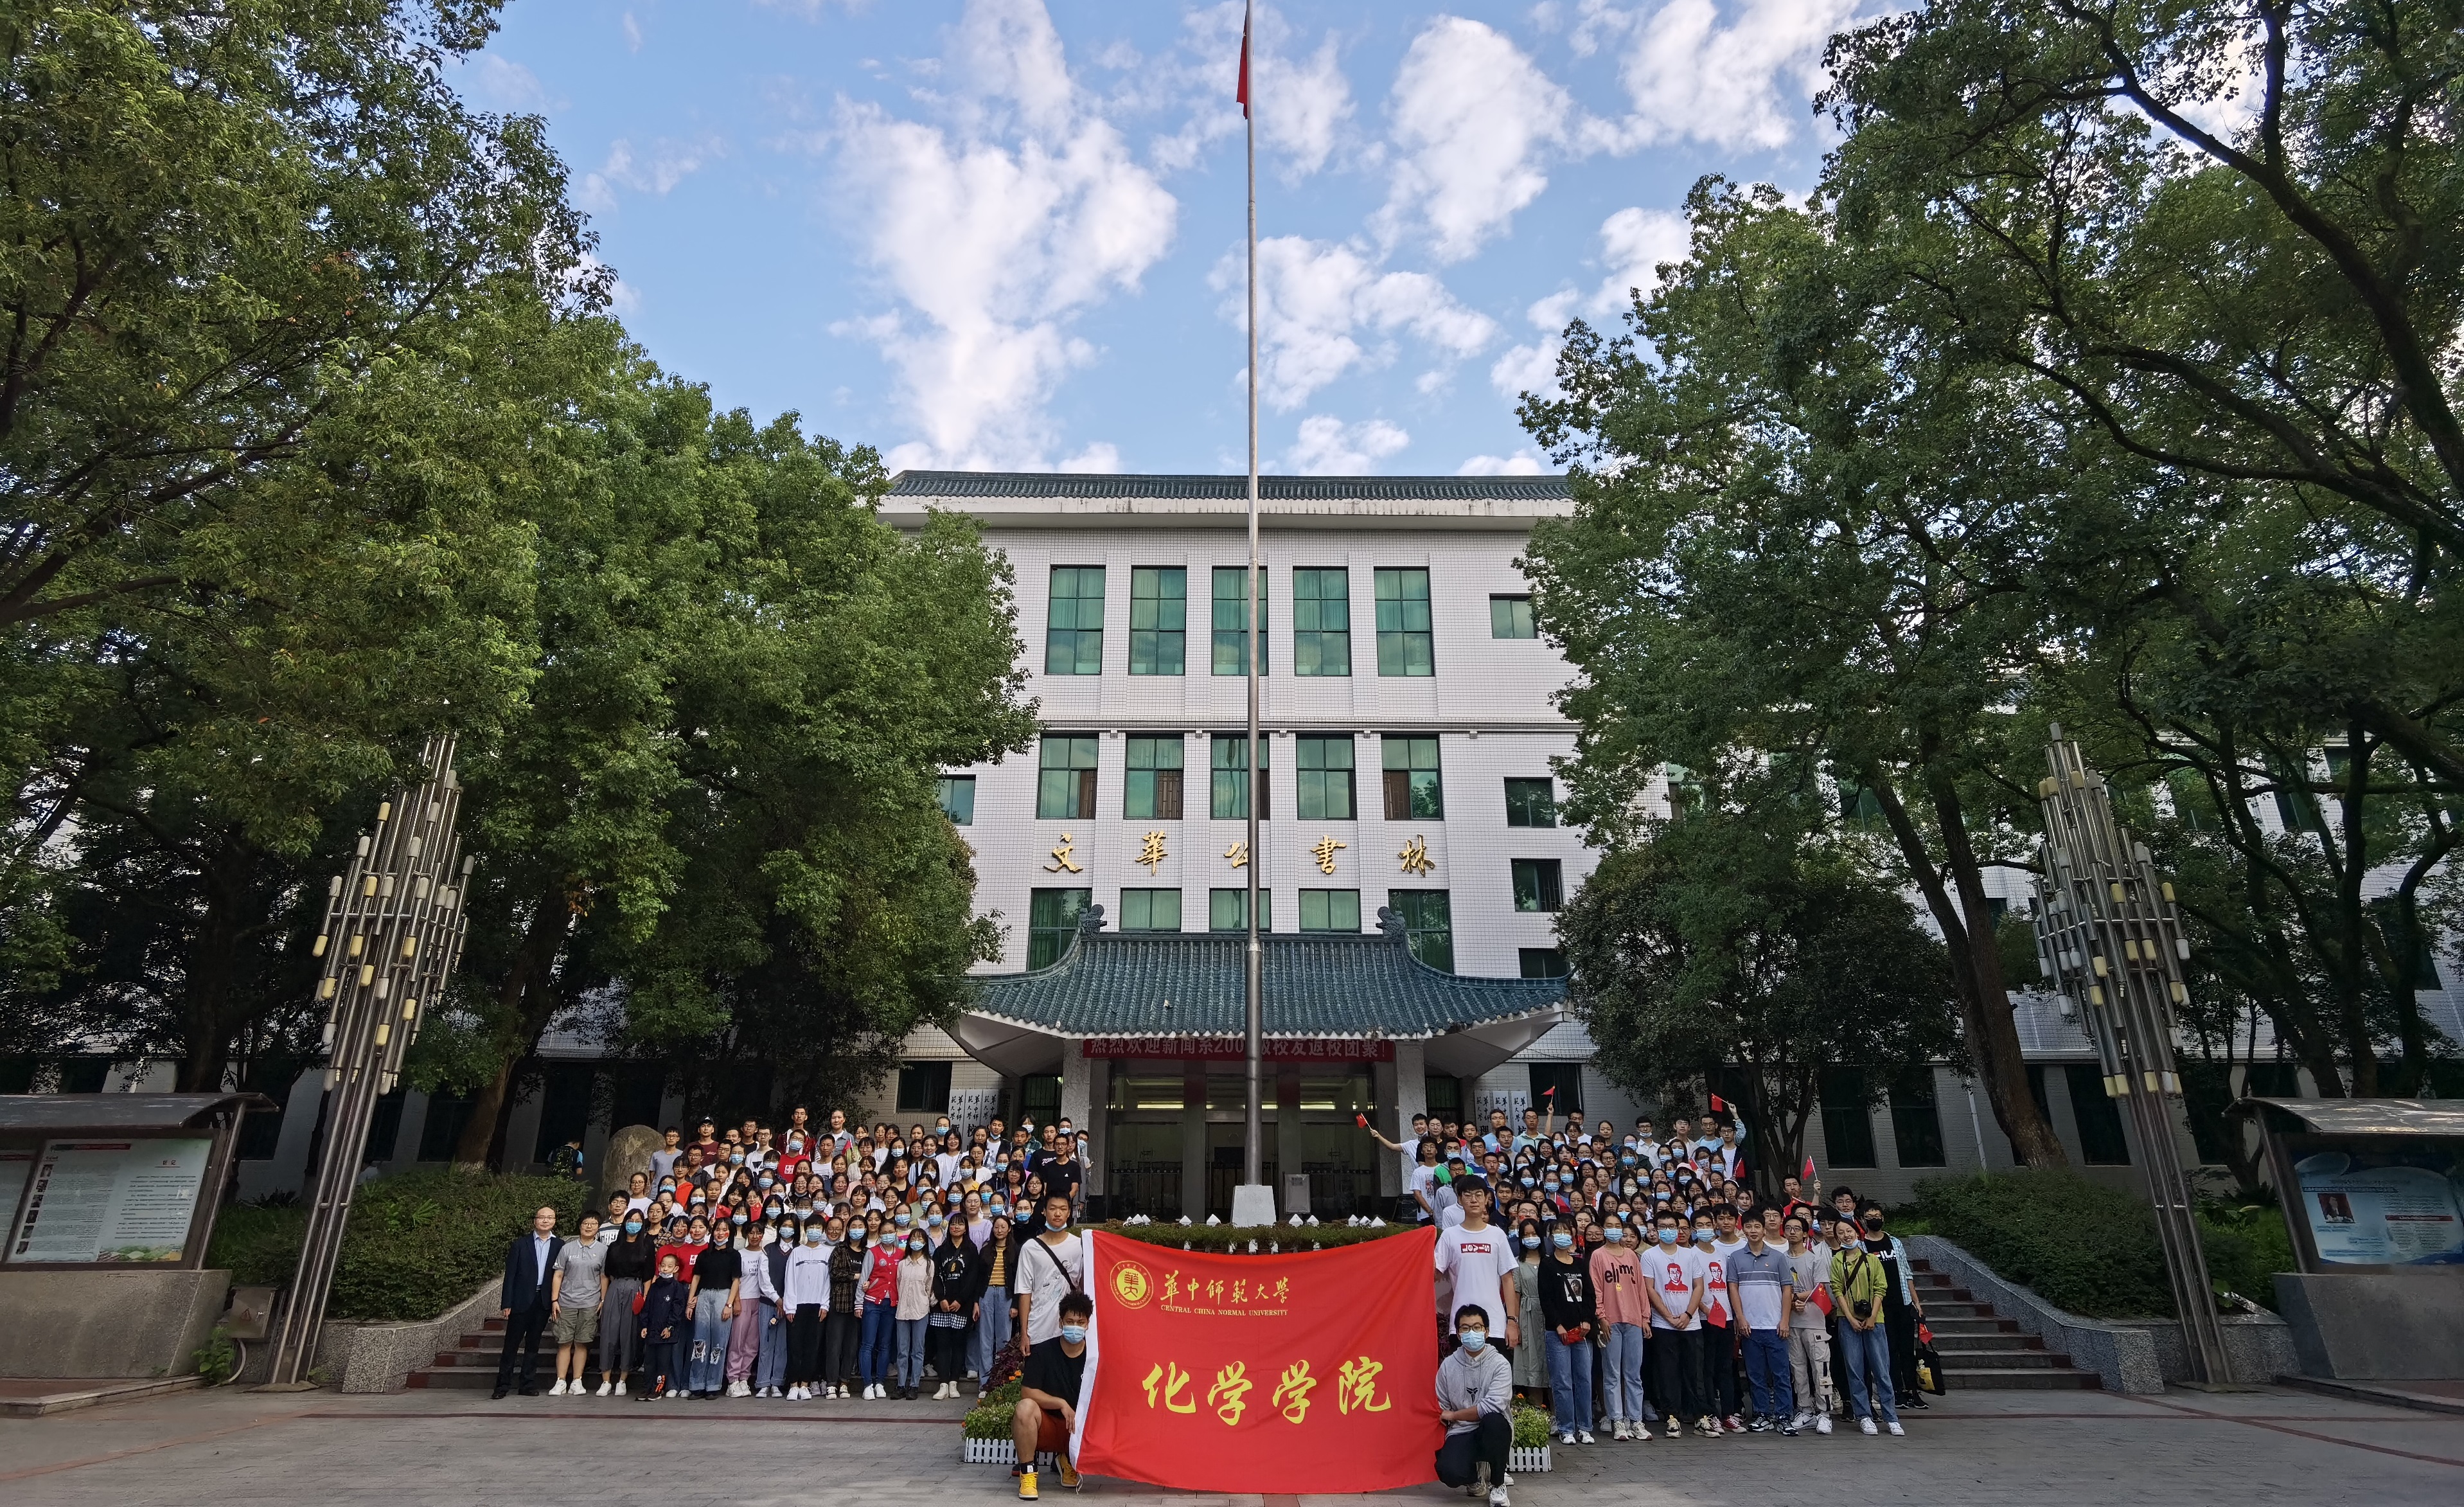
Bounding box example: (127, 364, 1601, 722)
(1240, 0, 1266, 1214)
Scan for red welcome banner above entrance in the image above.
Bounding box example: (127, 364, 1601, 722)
(1079, 1035, 1394, 1062)
(1074, 1227, 1442, 1493)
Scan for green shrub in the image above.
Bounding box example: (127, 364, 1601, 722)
(2197, 1201, 2294, 1312)
(1911, 1169, 2176, 1317)
(1511, 1401, 1552, 1449)
(208, 1169, 585, 1322)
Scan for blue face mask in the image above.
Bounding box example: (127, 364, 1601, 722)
(804, 1229, 823, 1244)
(1457, 1330, 1488, 1352)
(1519, 1177, 1535, 1188)
(1605, 1227, 1626, 1243)
(908, 1238, 926, 1253)
(894, 1214, 911, 1227)
(1059, 1324, 1088, 1345)
(732, 1212, 749, 1226)
(1552, 1232, 1574, 1249)
(624, 1220, 643, 1235)
(1657, 1228, 1679, 1245)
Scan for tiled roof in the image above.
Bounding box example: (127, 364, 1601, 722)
(966, 927, 1565, 1037)
(888, 471, 1570, 503)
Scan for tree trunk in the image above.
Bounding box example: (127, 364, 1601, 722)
(453, 887, 574, 1168)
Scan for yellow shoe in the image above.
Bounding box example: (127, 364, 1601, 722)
(1058, 1456, 1081, 1490)
(1018, 1470, 1039, 1501)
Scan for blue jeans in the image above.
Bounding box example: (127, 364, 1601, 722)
(1600, 1323, 1646, 1423)
(896, 1317, 927, 1389)
(687, 1290, 731, 1393)
(1545, 1331, 1593, 1436)
(972, 1283, 1011, 1377)
(1838, 1323, 1899, 1424)
(1742, 1329, 1792, 1420)
(756, 1299, 788, 1391)
(859, 1303, 896, 1386)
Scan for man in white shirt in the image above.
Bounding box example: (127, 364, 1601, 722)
(1433, 1180, 1519, 1357)
(1644, 1212, 1708, 1437)
(1015, 1191, 1086, 1346)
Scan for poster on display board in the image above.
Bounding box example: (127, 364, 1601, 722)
(6, 1139, 212, 1264)
(2294, 1146, 2464, 1266)
(0, 1148, 31, 1232)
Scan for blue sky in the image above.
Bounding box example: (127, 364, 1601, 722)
(460, 0, 1863, 476)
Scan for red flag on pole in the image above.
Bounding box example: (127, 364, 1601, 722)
(1709, 1092, 1725, 1113)
(1235, 3, 1252, 117)
(1802, 1155, 1816, 1179)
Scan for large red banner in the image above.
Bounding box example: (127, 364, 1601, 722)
(1074, 1227, 1443, 1494)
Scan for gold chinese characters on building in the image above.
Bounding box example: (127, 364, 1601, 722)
(1396, 835, 1433, 877)
(1136, 830, 1169, 874)
(1309, 835, 1346, 875)
(1044, 834, 1083, 873)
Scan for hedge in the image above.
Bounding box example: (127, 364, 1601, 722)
(1911, 1169, 2285, 1317)
(208, 1169, 587, 1322)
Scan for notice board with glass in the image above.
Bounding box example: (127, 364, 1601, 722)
(4, 1138, 215, 1265)
(2262, 1129, 2464, 1272)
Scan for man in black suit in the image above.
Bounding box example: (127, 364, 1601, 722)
(494, 1204, 563, 1399)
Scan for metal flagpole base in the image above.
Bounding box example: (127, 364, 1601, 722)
(1230, 1184, 1277, 1228)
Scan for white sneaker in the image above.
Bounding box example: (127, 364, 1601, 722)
(1815, 1414, 1832, 1436)
(1886, 1421, 1906, 1437)
(1488, 1489, 1509, 1507)
(1577, 1431, 1594, 1445)
(547, 1380, 565, 1396)
(596, 1381, 611, 1397)
(1559, 1431, 1576, 1447)
(1859, 1416, 1878, 1436)
(1610, 1422, 1628, 1441)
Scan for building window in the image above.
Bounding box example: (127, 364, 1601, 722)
(1209, 887, 1272, 932)
(1211, 734, 1268, 819)
(1298, 888, 1361, 932)
(1503, 777, 1556, 828)
(1037, 735, 1099, 819)
(1529, 1064, 1583, 1115)
(1027, 887, 1092, 968)
(1044, 566, 1105, 675)
(1130, 566, 1186, 675)
(1519, 947, 1568, 979)
(1382, 736, 1443, 820)
(1124, 736, 1184, 820)
(2066, 1064, 2132, 1164)
(1374, 567, 1435, 676)
(1118, 888, 1182, 932)
(1819, 1067, 1877, 1168)
(1387, 889, 1453, 972)
(896, 1062, 953, 1113)
(418, 1089, 476, 1162)
(937, 775, 975, 826)
(2271, 757, 2323, 833)
(1212, 566, 1266, 675)
(1490, 594, 1536, 639)
(1296, 735, 1356, 820)
(1292, 567, 1351, 676)
(1888, 1067, 1948, 1167)
(1838, 776, 1885, 826)
(1511, 858, 1563, 913)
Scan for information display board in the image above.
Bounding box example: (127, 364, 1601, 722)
(2293, 1146, 2464, 1267)
(6, 1139, 212, 1264)
(0, 1148, 31, 1236)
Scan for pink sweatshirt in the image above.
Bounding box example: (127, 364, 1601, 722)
(1589, 1242, 1650, 1328)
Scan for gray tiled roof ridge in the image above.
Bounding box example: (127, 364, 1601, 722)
(888, 470, 1569, 501)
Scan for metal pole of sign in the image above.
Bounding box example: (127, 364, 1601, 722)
(262, 737, 477, 1388)
(2028, 726, 2232, 1384)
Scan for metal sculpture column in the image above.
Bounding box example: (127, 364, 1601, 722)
(263, 736, 476, 1386)
(2028, 726, 2230, 1383)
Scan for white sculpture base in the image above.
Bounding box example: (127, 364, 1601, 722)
(1230, 1183, 1278, 1228)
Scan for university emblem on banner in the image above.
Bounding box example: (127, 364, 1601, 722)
(1112, 1260, 1155, 1309)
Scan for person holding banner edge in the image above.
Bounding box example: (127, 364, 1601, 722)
(1013, 1290, 1092, 1500)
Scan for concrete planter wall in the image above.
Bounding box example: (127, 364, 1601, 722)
(1908, 1235, 2294, 1393)
(235, 1277, 501, 1392)
(0, 1269, 229, 1380)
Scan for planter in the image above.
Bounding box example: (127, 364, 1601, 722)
(1509, 1446, 1552, 1474)
(960, 1436, 1550, 1475)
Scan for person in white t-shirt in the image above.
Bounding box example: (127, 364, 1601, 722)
(1697, 1213, 1744, 1431)
(1015, 1191, 1085, 1347)
(1644, 1212, 1708, 1437)
(1434, 1180, 1520, 1357)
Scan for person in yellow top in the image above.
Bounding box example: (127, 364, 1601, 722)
(1827, 1212, 1901, 1436)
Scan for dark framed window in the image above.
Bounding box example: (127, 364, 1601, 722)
(2167, 769, 2217, 832)
(1490, 594, 1536, 639)
(1027, 887, 1092, 969)
(1503, 777, 1556, 828)
(1511, 858, 1563, 913)
(1209, 888, 1272, 932)
(1118, 888, 1182, 932)
(1382, 736, 1443, 819)
(1130, 567, 1187, 675)
(2066, 1064, 2132, 1164)
(897, 1062, 953, 1113)
(418, 1089, 477, 1162)
(937, 775, 976, 826)
(1044, 566, 1105, 675)
(531, 1064, 593, 1163)
(1888, 1067, 1947, 1167)
(1298, 889, 1360, 932)
(2271, 758, 2323, 833)
(366, 1087, 408, 1164)
(1036, 735, 1099, 820)
(1388, 889, 1453, 972)
(1212, 566, 1267, 675)
(1296, 735, 1356, 820)
(1424, 1074, 1462, 1119)
(1838, 777, 1885, 826)
(1124, 736, 1184, 819)
(1293, 567, 1351, 676)
(1518, 947, 1568, 979)
(1529, 1064, 1583, 1116)
(2370, 897, 2443, 988)
(1211, 734, 1268, 819)
(1819, 1067, 1877, 1168)
(1374, 567, 1434, 676)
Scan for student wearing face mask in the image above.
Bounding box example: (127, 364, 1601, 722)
(1692, 1216, 1742, 1432)
(1511, 1225, 1547, 1402)
(598, 1208, 657, 1395)
(975, 1212, 1018, 1383)
(1538, 1226, 1599, 1446)
(686, 1220, 743, 1397)
(1433, 1305, 1513, 1507)
(858, 1215, 903, 1398)
(823, 1219, 866, 1398)
(750, 1214, 792, 1398)
(1015, 1191, 1086, 1349)
(1645, 1212, 1709, 1437)
(779, 1217, 829, 1400)
(1590, 1218, 1651, 1439)
(894, 1228, 935, 1399)
(930, 1217, 986, 1399)
(725, 1218, 770, 1396)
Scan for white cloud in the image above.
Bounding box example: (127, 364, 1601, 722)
(1134, 4, 1354, 181)
(460, 53, 550, 112)
(1060, 441, 1124, 473)
(1458, 449, 1548, 476)
(1490, 335, 1563, 400)
(580, 136, 725, 211)
(1592, 204, 1690, 312)
(1222, 236, 1497, 410)
(1374, 17, 1576, 262)
(831, 0, 1176, 469)
(1288, 415, 1410, 475)
(1583, 0, 1859, 152)
(622, 12, 643, 51)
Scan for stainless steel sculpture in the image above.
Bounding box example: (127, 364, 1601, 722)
(263, 736, 475, 1386)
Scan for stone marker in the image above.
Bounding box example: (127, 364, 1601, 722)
(599, 1124, 663, 1209)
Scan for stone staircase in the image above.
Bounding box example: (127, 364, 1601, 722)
(1911, 1260, 2099, 1390)
(405, 1310, 516, 1391)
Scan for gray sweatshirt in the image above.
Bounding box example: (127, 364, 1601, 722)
(1435, 1344, 1512, 1436)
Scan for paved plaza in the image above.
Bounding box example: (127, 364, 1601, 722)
(4, 1384, 2460, 1506)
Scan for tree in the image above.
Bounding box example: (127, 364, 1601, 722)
(1559, 786, 1962, 1196)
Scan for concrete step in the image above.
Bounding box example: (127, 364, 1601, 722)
(1937, 1347, 2067, 1369)
(1928, 1332, 2044, 1352)
(1938, 1367, 2101, 1390)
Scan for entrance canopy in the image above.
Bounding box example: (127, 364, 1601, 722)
(953, 924, 1564, 1079)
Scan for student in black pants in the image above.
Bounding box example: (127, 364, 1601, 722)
(636, 1253, 691, 1399)
(493, 1204, 563, 1400)
(1644, 1214, 1710, 1435)
(1435, 1306, 1514, 1507)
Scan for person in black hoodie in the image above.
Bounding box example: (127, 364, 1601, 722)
(824, 1223, 867, 1398)
(928, 1224, 988, 1399)
(637, 1253, 691, 1400)
(1537, 1229, 1599, 1446)
(599, 1209, 657, 1396)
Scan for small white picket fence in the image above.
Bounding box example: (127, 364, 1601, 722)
(960, 1437, 1551, 1474)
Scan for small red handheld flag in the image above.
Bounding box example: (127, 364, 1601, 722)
(1235, 4, 1251, 118)
(1354, 1112, 1367, 1128)
(1802, 1155, 1816, 1180)
(1543, 1086, 1556, 1098)
(1709, 1092, 1725, 1113)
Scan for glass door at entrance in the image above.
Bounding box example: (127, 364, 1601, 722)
(1206, 1121, 1275, 1221)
